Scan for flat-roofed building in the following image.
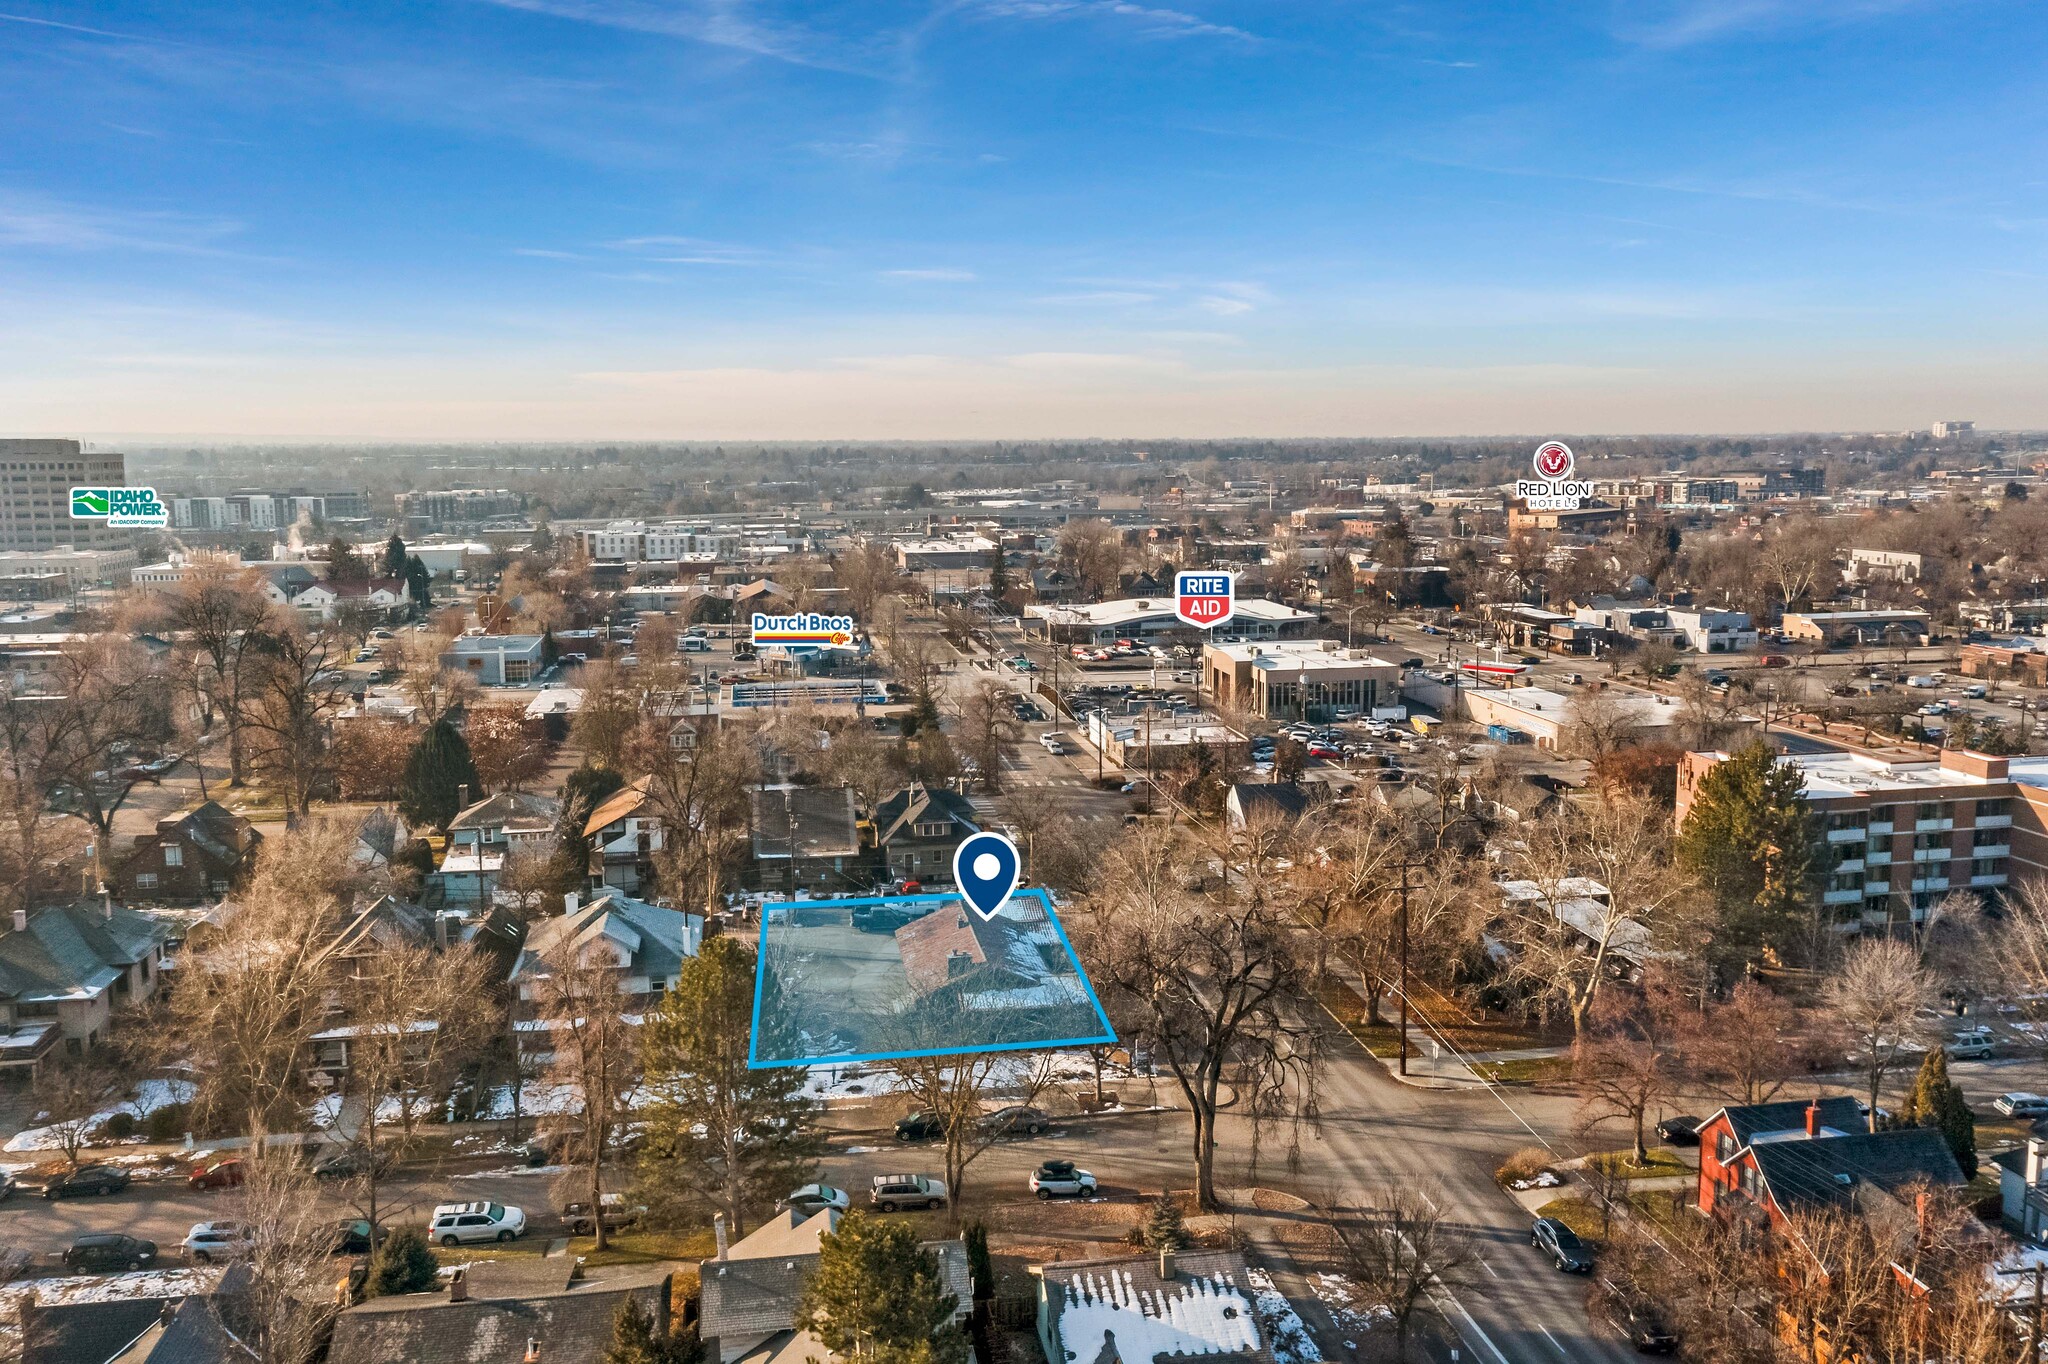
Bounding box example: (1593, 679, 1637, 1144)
(1203, 639, 1401, 721)
(0, 440, 126, 551)
(1028, 595, 1316, 646)
(1462, 685, 1686, 751)
(1781, 608, 1930, 647)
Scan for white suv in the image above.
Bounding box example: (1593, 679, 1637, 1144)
(429, 1201, 527, 1246)
(182, 1221, 255, 1263)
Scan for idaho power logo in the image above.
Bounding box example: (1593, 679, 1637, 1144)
(1514, 442, 1591, 513)
(71, 487, 169, 529)
(751, 612, 857, 648)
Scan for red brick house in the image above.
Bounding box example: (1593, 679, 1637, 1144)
(115, 802, 262, 904)
(1696, 1096, 1964, 1230)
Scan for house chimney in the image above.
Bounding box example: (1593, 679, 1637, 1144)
(564, 891, 580, 916)
(434, 912, 450, 952)
(101, 889, 113, 921)
(449, 1269, 468, 1303)
(458, 784, 471, 809)
(10, 908, 25, 932)
(713, 1213, 729, 1260)
(1805, 1101, 1820, 1138)
(1158, 1247, 1176, 1280)
(524, 1339, 540, 1364)
(2027, 1138, 2044, 1188)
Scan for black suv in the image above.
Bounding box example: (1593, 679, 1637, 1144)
(43, 1165, 130, 1199)
(853, 905, 918, 935)
(332, 1220, 389, 1256)
(64, 1233, 157, 1271)
(1594, 1278, 1679, 1354)
(1531, 1216, 1594, 1273)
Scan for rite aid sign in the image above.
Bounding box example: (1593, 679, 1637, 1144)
(1514, 441, 1592, 512)
(1175, 570, 1236, 629)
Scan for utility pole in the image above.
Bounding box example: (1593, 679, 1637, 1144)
(1398, 861, 1413, 1078)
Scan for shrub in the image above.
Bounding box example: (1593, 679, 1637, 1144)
(964, 1223, 993, 1300)
(367, 1225, 440, 1297)
(95, 1112, 138, 1142)
(146, 1103, 190, 1142)
(1495, 1146, 1556, 1187)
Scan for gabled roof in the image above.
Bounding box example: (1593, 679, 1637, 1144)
(509, 891, 700, 987)
(584, 777, 652, 837)
(318, 896, 439, 964)
(749, 786, 860, 860)
(0, 903, 170, 1004)
(1225, 782, 1313, 824)
(1039, 1250, 1279, 1364)
(328, 1265, 673, 1364)
(872, 783, 980, 845)
(894, 905, 1058, 998)
(700, 1212, 970, 1353)
(449, 792, 558, 834)
(22, 1298, 169, 1364)
(1709, 1097, 1865, 1147)
(152, 802, 261, 864)
(1749, 1127, 1966, 1214)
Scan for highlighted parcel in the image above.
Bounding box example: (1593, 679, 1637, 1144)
(748, 889, 1115, 1069)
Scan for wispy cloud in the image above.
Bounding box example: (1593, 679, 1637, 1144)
(605, 234, 767, 265)
(977, 0, 1256, 42)
(511, 247, 587, 259)
(0, 192, 245, 256)
(468, 0, 882, 75)
(0, 10, 172, 43)
(1612, 0, 1931, 48)
(1034, 289, 1157, 305)
(884, 267, 977, 281)
(1195, 281, 1271, 315)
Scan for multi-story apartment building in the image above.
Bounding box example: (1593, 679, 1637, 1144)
(0, 439, 126, 551)
(579, 521, 742, 563)
(396, 488, 526, 524)
(1677, 748, 2026, 930)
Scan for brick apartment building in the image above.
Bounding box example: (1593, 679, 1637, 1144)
(1676, 747, 2030, 930)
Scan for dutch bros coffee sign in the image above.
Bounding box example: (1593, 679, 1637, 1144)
(1174, 570, 1236, 629)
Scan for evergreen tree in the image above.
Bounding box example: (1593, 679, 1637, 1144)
(602, 1295, 703, 1364)
(798, 1211, 969, 1364)
(327, 537, 371, 584)
(399, 717, 482, 830)
(404, 554, 433, 610)
(987, 543, 1009, 602)
(554, 761, 626, 883)
(366, 1225, 439, 1297)
(1137, 1191, 1190, 1251)
(1675, 742, 1818, 968)
(635, 937, 824, 1236)
(964, 1223, 993, 1301)
(1902, 1045, 1978, 1178)
(381, 532, 408, 578)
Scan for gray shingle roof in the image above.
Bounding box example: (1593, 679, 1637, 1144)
(509, 892, 700, 987)
(1750, 1127, 1966, 1214)
(1716, 1097, 1864, 1146)
(328, 1266, 673, 1364)
(22, 1298, 167, 1364)
(0, 903, 167, 1004)
(872, 783, 980, 846)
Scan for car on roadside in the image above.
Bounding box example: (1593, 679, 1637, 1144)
(44, 1164, 130, 1199)
(428, 1201, 527, 1246)
(1948, 1034, 1994, 1060)
(64, 1233, 158, 1272)
(870, 1173, 948, 1212)
(188, 1157, 246, 1190)
(1592, 1277, 1678, 1354)
(1028, 1159, 1098, 1200)
(1654, 1116, 1703, 1146)
(182, 1221, 255, 1264)
(1996, 1093, 2048, 1118)
(561, 1193, 643, 1236)
(780, 1183, 852, 1218)
(979, 1105, 1052, 1137)
(1531, 1216, 1594, 1273)
(895, 1110, 947, 1142)
(332, 1219, 389, 1256)
(853, 905, 920, 934)
(312, 1146, 394, 1181)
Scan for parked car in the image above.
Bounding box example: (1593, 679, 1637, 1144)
(853, 905, 920, 934)
(781, 1183, 852, 1217)
(332, 1219, 389, 1256)
(312, 1146, 394, 1181)
(1948, 1034, 1994, 1060)
(1029, 1159, 1098, 1200)
(870, 1173, 948, 1212)
(182, 1221, 255, 1264)
(1531, 1216, 1594, 1273)
(188, 1157, 246, 1190)
(979, 1105, 1051, 1137)
(560, 1193, 642, 1236)
(1594, 1278, 1679, 1354)
(428, 1201, 527, 1246)
(44, 1165, 130, 1199)
(64, 1233, 158, 1272)
(1995, 1093, 2048, 1118)
(1654, 1116, 1702, 1146)
(895, 1111, 947, 1142)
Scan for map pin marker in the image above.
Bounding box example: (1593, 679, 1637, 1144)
(954, 831, 1022, 921)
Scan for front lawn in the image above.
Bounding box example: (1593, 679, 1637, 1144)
(1534, 1195, 1608, 1246)
(1319, 978, 1567, 1059)
(1472, 1055, 1574, 1085)
(1585, 1148, 1691, 1180)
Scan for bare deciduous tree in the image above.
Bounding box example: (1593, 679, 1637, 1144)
(525, 937, 639, 1251)
(1325, 1183, 1475, 1356)
(1825, 937, 1935, 1131)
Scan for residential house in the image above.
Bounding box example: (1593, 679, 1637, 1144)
(114, 801, 262, 904)
(749, 785, 862, 896)
(893, 901, 1088, 1014)
(330, 1259, 677, 1364)
(506, 890, 703, 1066)
(870, 782, 980, 885)
(291, 576, 411, 621)
(1034, 1248, 1283, 1364)
(0, 901, 173, 1065)
(439, 792, 558, 909)
(583, 776, 663, 893)
(1994, 1138, 2048, 1241)
(1225, 781, 1315, 830)
(700, 1207, 971, 1364)
(254, 563, 316, 607)
(1695, 1096, 1965, 1230)
(22, 1263, 257, 1364)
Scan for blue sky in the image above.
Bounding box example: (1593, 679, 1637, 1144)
(1, 0, 2044, 438)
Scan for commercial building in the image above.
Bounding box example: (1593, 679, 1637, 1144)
(1027, 595, 1316, 646)
(1203, 639, 1402, 721)
(1675, 747, 2030, 930)
(892, 534, 997, 570)
(439, 634, 547, 685)
(0, 440, 126, 551)
(1933, 420, 1976, 439)
(0, 546, 136, 592)
(579, 520, 741, 563)
(1780, 608, 1931, 647)
(1462, 685, 1685, 751)
(1845, 548, 1923, 584)
(1085, 711, 1246, 770)
(1572, 600, 1757, 653)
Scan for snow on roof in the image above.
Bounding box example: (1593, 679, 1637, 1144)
(1055, 1268, 1262, 1363)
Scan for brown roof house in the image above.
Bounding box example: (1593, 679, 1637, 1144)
(700, 1207, 971, 1364)
(115, 801, 262, 904)
(583, 777, 663, 893)
(330, 1258, 677, 1364)
(748, 785, 861, 896)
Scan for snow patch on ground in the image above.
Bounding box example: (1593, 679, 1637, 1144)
(1510, 1170, 1563, 1190)
(1311, 1273, 1392, 1333)
(2, 1079, 196, 1153)
(453, 1164, 572, 1179)
(1245, 1267, 1322, 1364)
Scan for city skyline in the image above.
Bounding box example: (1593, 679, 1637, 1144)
(2, 0, 2043, 438)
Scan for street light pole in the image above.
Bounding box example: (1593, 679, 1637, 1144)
(1398, 862, 1413, 1078)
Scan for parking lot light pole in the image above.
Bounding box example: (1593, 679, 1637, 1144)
(1397, 862, 1413, 1078)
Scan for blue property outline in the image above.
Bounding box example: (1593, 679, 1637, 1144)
(746, 887, 1116, 1070)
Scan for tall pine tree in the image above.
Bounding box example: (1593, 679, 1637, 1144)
(399, 717, 482, 831)
(381, 532, 408, 578)
(798, 1211, 968, 1364)
(1902, 1045, 1977, 1178)
(366, 1225, 439, 1297)
(601, 1295, 702, 1364)
(635, 937, 824, 1236)
(404, 554, 433, 610)
(1675, 742, 1818, 968)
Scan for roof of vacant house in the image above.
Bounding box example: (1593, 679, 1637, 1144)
(21, 1298, 171, 1364)
(509, 891, 701, 987)
(450, 792, 559, 834)
(153, 801, 261, 860)
(1039, 1250, 1279, 1364)
(894, 903, 1063, 997)
(872, 783, 981, 844)
(1225, 782, 1314, 824)
(0, 903, 169, 1004)
(749, 785, 860, 861)
(584, 776, 653, 836)
(328, 1264, 674, 1364)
